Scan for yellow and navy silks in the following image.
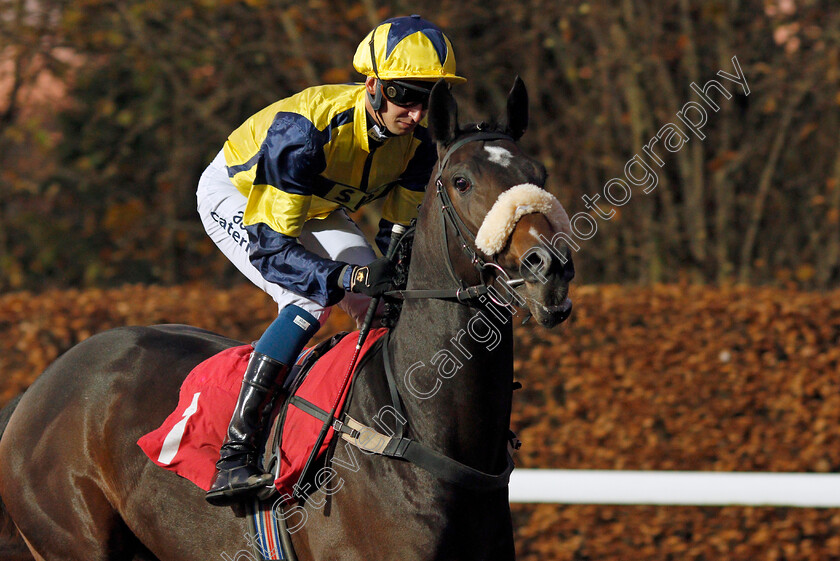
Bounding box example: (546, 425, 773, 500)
(222, 83, 433, 307)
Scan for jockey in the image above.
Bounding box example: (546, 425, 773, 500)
(197, 15, 466, 506)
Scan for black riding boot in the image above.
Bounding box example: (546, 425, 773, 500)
(205, 352, 288, 506)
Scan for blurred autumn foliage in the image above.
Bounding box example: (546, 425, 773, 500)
(2, 283, 840, 559)
(1, 0, 839, 290)
(4, 282, 838, 468)
(0, 283, 354, 401)
(3, 1, 840, 557)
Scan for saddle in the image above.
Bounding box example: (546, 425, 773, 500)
(258, 328, 387, 501)
(136, 328, 388, 500)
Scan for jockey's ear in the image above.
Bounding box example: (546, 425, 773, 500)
(428, 79, 458, 147)
(504, 76, 528, 141)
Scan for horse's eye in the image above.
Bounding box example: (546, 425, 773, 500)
(453, 176, 471, 193)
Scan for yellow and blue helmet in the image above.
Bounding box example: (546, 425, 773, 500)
(353, 15, 466, 85)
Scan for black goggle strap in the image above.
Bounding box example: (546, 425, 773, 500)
(368, 29, 380, 79)
(368, 27, 387, 113)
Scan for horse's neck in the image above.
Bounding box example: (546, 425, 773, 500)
(387, 209, 514, 469)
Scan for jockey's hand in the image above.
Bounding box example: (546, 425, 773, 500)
(348, 257, 395, 297)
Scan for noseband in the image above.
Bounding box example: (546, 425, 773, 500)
(388, 131, 526, 307)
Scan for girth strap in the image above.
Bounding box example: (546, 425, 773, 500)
(339, 415, 514, 490)
(287, 395, 361, 440)
(334, 330, 514, 491)
(381, 332, 406, 440)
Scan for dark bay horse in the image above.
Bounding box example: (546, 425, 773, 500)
(0, 77, 575, 561)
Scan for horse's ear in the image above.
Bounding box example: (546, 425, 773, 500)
(505, 75, 528, 141)
(427, 79, 458, 146)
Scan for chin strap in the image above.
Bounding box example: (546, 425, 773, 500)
(368, 120, 392, 142)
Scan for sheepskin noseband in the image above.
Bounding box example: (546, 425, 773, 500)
(474, 183, 570, 256)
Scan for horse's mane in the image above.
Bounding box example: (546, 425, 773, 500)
(381, 224, 414, 329)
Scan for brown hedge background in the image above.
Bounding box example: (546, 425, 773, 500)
(0, 285, 840, 561)
(1, 283, 839, 560)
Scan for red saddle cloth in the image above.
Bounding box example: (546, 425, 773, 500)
(137, 328, 388, 496)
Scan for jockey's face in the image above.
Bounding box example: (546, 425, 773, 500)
(380, 98, 426, 135)
(365, 77, 427, 136)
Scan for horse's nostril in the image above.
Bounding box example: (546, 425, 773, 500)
(520, 246, 575, 284)
(520, 247, 551, 282)
(524, 250, 546, 270)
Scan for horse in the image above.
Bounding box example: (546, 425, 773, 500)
(0, 76, 574, 561)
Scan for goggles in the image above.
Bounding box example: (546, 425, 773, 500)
(380, 80, 433, 108)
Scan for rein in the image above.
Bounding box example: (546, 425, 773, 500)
(339, 332, 515, 489)
(386, 131, 525, 307)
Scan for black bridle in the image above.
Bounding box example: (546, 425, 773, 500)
(340, 131, 529, 491)
(386, 131, 527, 307)
(292, 132, 534, 499)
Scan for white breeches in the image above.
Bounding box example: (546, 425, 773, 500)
(196, 150, 376, 327)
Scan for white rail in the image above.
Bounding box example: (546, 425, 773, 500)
(508, 469, 840, 508)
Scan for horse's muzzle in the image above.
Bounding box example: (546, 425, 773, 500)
(531, 297, 573, 327)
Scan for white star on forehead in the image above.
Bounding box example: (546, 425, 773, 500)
(485, 146, 514, 167)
